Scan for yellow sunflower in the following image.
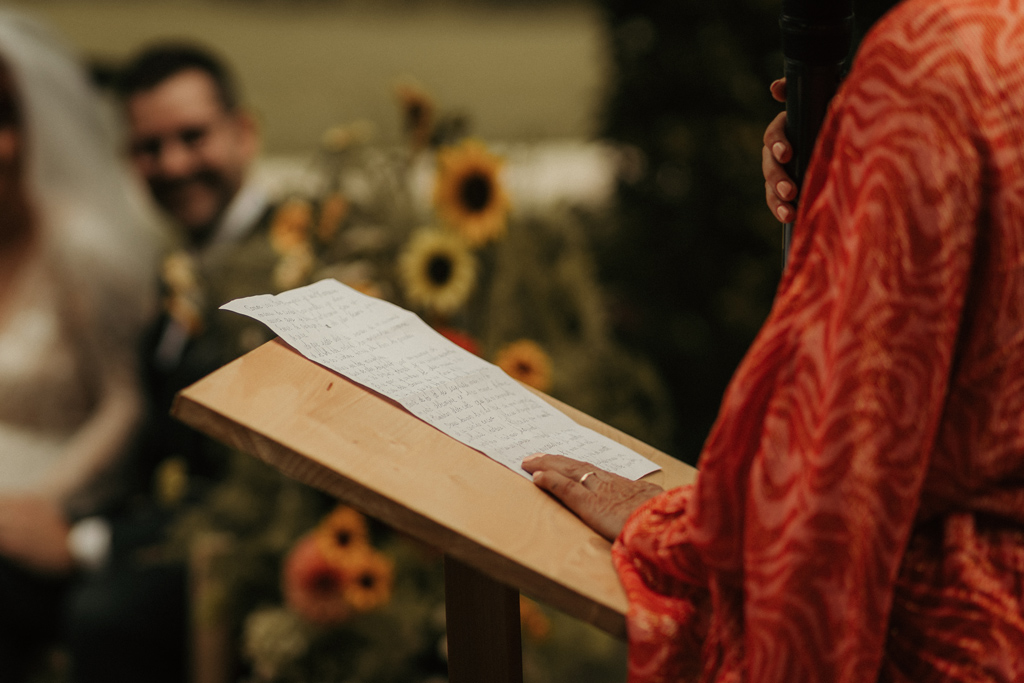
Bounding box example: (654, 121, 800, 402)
(395, 81, 436, 151)
(314, 505, 370, 565)
(340, 547, 394, 613)
(433, 139, 510, 246)
(494, 339, 553, 392)
(269, 198, 313, 254)
(398, 229, 477, 316)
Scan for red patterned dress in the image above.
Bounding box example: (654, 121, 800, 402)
(612, 1, 1024, 681)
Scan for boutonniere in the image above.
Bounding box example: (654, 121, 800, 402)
(161, 250, 205, 335)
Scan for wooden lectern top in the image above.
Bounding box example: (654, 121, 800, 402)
(173, 338, 696, 639)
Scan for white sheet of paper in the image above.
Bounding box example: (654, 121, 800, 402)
(221, 279, 660, 480)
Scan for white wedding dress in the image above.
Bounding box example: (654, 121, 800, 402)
(0, 257, 96, 494)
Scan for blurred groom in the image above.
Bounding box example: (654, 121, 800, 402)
(121, 43, 270, 429)
(63, 43, 289, 683)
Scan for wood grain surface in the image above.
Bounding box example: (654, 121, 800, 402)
(172, 338, 696, 639)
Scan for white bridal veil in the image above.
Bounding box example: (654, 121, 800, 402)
(0, 10, 161, 350)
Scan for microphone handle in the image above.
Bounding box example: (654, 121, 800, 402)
(780, 6, 854, 265)
(781, 60, 847, 261)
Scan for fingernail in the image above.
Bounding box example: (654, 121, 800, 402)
(777, 181, 794, 199)
(522, 454, 539, 465)
(778, 206, 791, 221)
(773, 142, 786, 162)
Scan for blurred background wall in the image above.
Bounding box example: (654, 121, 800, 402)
(15, 0, 608, 154)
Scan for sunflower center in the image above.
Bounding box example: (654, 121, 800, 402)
(406, 103, 424, 128)
(426, 254, 453, 285)
(359, 573, 376, 590)
(336, 531, 351, 547)
(459, 172, 492, 213)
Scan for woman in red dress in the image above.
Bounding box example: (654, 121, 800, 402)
(525, 1, 1024, 680)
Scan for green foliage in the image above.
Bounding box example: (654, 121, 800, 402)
(594, 0, 786, 463)
(594, 0, 901, 463)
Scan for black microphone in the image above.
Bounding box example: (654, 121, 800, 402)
(779, 0, 855, 264)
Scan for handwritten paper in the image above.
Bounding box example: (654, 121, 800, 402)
(221, 279, 660, 481)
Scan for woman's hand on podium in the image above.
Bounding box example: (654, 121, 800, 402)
(522, 453, 663, 542)
(763, 78, 798, 223)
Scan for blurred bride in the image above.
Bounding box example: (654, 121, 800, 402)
(0, 10, 160, 680)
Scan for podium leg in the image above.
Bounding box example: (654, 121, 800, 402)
(444, 555, 523, 683)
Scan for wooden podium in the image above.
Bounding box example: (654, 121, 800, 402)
(173, 338, 696, 682)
